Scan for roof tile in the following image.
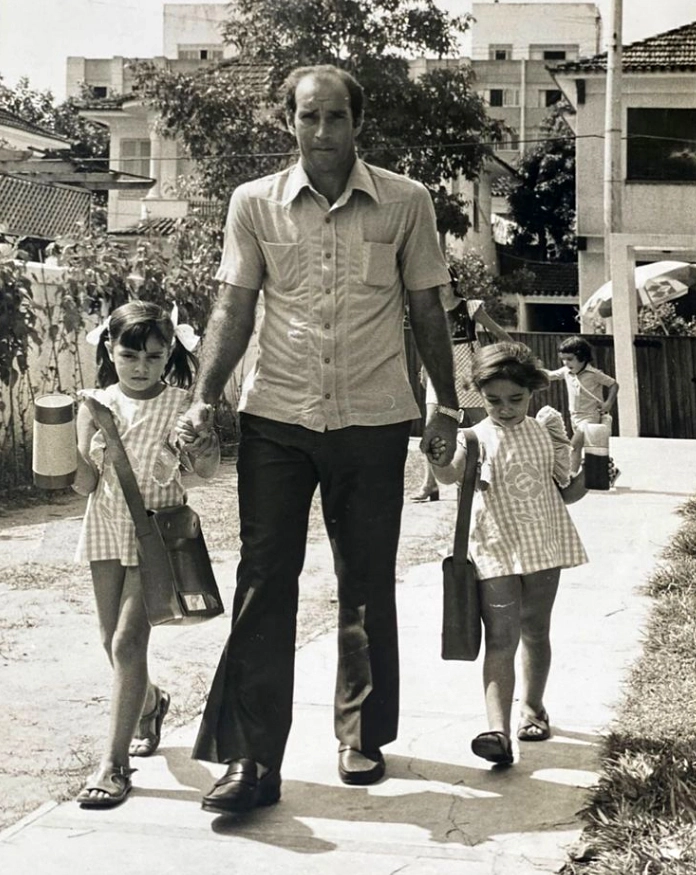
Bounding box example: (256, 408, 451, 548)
(553, 20, 696, 74)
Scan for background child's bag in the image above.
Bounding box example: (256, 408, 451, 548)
(84, 397, 224, 626)
(442, 428, 481, 661)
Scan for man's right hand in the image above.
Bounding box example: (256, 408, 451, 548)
(176, 401, 215, 448)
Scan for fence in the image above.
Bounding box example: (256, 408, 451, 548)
(406, 329, 696, 440)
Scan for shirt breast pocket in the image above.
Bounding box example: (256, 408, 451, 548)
(363, 241, 398, 287)
(260, 241, 300, 291)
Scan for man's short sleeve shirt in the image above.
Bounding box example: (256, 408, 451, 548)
(215, 159, 451, 431)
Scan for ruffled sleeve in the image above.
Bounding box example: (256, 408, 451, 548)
(535, 405, 571, 487)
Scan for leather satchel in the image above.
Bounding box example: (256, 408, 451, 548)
(441, 428, 481, 661)
(84, 396, 224, 626)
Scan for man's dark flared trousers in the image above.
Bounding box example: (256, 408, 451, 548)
(192, 413, 411, 769)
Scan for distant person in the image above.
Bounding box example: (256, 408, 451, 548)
(431, 342, 587, 765)
(413, 268, 513, 502)
(73, 301, 219, 808)
(545, 337, 620, 485)
(177, 63, 458, 815)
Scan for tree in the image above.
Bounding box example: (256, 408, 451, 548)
(0, 76, 108, 163)
(134, 0, 505, 239)
(507, 103, 576, 262)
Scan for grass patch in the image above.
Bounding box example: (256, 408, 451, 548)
(564, 496, 696, 874)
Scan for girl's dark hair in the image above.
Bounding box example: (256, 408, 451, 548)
(558, 336, 593, 364)
(472, 341, 549, 393)
(282, 64, 364, 123)
(94, 301, 197, 389)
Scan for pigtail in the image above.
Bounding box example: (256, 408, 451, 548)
(95, 330, 119, 388)
(164, 338, 198, 389)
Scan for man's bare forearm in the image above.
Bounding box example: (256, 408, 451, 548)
(194, 285, 258, 404)
(408, 288, 457, 409)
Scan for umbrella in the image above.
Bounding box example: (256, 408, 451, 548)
(581, 261, 696, 321)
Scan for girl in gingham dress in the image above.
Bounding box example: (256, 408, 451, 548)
(431, 342, 587, 766)
(73, 302, 219, 808)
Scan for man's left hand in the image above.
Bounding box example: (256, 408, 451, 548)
(419, 413, 458, 467)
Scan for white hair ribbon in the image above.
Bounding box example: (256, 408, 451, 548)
(84, 305, 200, 352)
(170, 303, 200, 352)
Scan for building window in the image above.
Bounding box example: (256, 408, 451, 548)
(178, 45, 223, 60)
(543, 50, 567, 60)
(489, 45, 512, 60)
(488, 88, 519, 107)
(91, 86, 108, 98)
(539, 89, 563, 108)
(627, 108, 696, 182)
(493, 129, 520, 151)
(121, 139, 151, 178)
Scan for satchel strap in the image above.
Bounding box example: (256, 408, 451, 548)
(452, 428, 479, 561)
(82, 396, 151, 537)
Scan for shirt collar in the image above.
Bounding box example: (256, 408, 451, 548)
(282, 158, 379, 207)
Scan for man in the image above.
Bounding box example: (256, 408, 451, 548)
(180, 64, 459, 814)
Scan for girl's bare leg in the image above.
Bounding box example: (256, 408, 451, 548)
(83, 563, 152, 803)
(519, 567, 561, 724)
(478, 575, 521, 737)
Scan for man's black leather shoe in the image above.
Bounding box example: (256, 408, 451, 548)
(338, 746, 385, 786)
(201, 758, 281, 814)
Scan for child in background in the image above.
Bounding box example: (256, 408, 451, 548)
(430, 342, 587, 766)
(73, 301, 219, 808)
(545, 337, 620, 484)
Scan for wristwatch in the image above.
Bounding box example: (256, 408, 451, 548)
(436, 405, 464, 424)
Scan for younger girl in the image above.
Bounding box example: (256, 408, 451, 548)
(431, 342, 587, 765)
(73, 301, 219, 808)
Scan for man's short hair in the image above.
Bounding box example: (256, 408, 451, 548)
(282, 65, 364, 124)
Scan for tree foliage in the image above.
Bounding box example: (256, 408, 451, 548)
(134, 0, 505, 237)
(0, 76, 109, 162)
(448, 251, 521, 328)
(507, 103, 576, 262)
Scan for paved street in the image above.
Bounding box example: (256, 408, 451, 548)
(2, 436, 694, 875)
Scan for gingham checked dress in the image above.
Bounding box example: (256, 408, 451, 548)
(465, 416, 588, 579)
(75, 383, 190, 567)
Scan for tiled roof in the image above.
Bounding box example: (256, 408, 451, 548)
(211, 60, 271, 91)
(498, 249, 579, 297)
(553, 20, 696, 73)
(76, 61, 271, 112)
(0, 108, 71, 144)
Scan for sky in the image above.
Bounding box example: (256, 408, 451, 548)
(0, 0, 694, 102)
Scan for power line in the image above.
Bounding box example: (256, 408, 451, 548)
(52, 130, 696, 165)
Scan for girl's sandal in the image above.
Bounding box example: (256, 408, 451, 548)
(471, 731, 514, 765)
(76, 765, 136, 808)
(517, 709, 551, 742)
(129, 688, 171, 757)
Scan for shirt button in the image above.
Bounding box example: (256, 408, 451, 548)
(325, 393, 331, 399)
(324, 357, 330, 364)
(324, 323, 330, 329)
(325, 288, 331, 295)
(324, 215, 331, 223)
(324, 252, 332, 259)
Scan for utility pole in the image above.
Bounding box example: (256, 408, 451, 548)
(603, 0, 623, 280)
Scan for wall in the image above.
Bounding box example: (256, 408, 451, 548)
(575, 73, 696, 239)
(471, 2, 600, 60)
(162, 3, 233, 58)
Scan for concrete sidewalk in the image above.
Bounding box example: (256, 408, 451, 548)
(2, 437, 695, 874)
